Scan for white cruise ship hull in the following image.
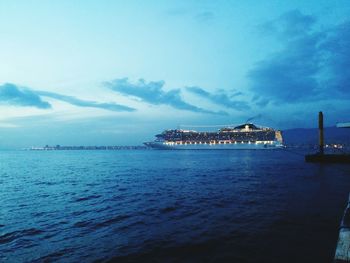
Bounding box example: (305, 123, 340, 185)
(144, 141, 282, 150)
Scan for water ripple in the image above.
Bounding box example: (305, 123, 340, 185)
(73, 195, 101, 202)
(0, 228, 44, 244)
(1, 150, 349, 263)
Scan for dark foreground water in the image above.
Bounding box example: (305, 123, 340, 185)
(1, 150, 350, 263)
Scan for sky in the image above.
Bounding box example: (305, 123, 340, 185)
(0, 0, 350, 148)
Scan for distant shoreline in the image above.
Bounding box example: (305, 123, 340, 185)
(25, 145, 148, 151)
(22, 143, 350, 152)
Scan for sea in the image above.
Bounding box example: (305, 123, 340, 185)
(1, 149, 350, 263)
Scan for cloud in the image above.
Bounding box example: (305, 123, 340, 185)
(0, 83, 135, 112)
(37, 91, 135, 112)
(166, 7, 215, 23)
(247, 33, 322, 103)
(106, 78, 227, 115)
(0, 83, 51, 109)
(321, 21, 350, 95)
(259, 10, 316, 38)
(248, 10, 350, 106)
(0, 122, 19, 128)
(186, 86, 250, 111)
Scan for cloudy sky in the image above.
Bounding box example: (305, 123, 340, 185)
(0, 0, 349, 148)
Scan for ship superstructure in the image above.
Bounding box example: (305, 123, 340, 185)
(144, 123, 283, 150)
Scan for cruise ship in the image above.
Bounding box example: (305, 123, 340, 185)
(144, 123, 283, 150)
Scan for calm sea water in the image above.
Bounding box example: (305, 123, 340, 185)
(1, 149, 350, 263)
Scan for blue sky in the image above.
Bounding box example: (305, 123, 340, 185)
(0, 0, 349, 148)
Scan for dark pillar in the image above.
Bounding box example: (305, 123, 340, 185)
(319, 111, 324, 155)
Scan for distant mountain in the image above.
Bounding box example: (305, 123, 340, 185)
(282, 126, 350, 145)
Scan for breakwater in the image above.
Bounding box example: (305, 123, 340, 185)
(335, 194, 350, 262)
